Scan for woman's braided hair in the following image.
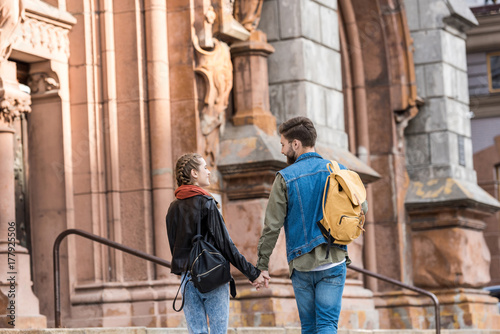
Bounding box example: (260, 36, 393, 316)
(175, 153, 203, 186)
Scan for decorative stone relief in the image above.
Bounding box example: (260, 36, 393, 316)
(234, 0, 263, 32)
(193, 33, 232, 165)
(14, 15, 71, 58)
(0, 64, 31, 126)
(27, 72, 60, 95)
(0, 0, 24, 61)
(0, 93, 30, 125)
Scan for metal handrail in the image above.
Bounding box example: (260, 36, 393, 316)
(53, 228, 171, 328)
(348, 264, 441, 334)
(53, 229, 440, 332)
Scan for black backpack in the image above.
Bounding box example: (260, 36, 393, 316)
(173, 218, 236, 311)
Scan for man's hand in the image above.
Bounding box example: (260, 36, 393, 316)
(250, 270, 271, 290)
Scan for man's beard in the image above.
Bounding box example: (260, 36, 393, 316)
(286, 147, 297, 165)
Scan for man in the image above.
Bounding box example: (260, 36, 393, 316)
(257, 116, 362, 333)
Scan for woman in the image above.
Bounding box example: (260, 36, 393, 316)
(166, 153, 268, 334)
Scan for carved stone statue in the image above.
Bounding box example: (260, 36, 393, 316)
(0, 0, 23, 61)
(193, 33, 233, 165)
(234, 0, 263, 32)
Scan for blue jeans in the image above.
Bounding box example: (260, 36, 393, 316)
(291, 262, 347, 334)
(183, 279, 230, 334)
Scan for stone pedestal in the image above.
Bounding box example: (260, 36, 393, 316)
(235, 278, 299, 327)
(340, 278, 379, 329)
(230, 30, 276, 135)
(404, 179, 500, 329)
(377, 288, 500, 330)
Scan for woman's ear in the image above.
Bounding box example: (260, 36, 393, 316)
(191, 168, 198, 180)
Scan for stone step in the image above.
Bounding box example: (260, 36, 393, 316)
(2, 328, 500, 334)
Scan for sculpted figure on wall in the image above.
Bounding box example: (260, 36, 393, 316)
(234, 0, 263, 32)
(193, 29, 233, 166)
(0, 0, 23, 61)
(27, 72, 60, 95)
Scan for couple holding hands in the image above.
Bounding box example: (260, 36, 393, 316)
(166, 117, 350, 334)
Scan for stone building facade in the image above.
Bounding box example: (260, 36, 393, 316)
(466, 2, 500, 288)
(0, 0, 499, 330)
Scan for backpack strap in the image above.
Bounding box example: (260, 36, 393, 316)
(322, 163, 334, 259)
(230, 278, 237, 298)
(173, 273, 190, 312)
(329, 160, 341, 174)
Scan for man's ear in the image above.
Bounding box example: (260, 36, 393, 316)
(293, 139, 301, 150)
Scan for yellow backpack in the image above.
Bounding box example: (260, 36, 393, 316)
(318, 161, 367, 247)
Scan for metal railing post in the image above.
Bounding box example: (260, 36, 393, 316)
(53, 229, 171, 328)
(348, 264, 440, 334)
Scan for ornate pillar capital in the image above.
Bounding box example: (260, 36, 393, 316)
(0, 61, 31, 127)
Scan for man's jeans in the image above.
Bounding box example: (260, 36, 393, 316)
(183, 279, 230, 334)
(291, 262, 347, 334)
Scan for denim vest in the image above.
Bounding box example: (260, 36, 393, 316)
(278, 152, 347, 262)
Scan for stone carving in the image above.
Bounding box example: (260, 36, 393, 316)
(193, 34, 233, 165)
(0, 89, 30, 125)
(15, 15, 71, 58)
(234, 0, 263, 32)
(0, 0, 23, 61)
(394, 104, 419, 150)
(27, 72, 60, 95)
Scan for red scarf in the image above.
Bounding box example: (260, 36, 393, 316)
(175, 185, 212, 199)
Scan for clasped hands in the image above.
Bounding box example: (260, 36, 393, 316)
(250, 270, 270, 290)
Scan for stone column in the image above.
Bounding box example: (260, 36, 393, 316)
(0, 60, 46, 328)
(402, 0, 500, 329)
(231, 30, 276, 134)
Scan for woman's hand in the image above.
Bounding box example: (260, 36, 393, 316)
(250, 270, 271, 290)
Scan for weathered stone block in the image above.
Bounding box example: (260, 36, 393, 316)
(320, 5, 340, 51)
(405, 133, 430, 166)
(282, 81, 307, 117)
(316, 124, 348, 149)
(413, 227, 490, 288)
(268, 39, 305, 84)
(269, 84, 284, 122)
(301, 0, 321, 43)
(259, 0, 279, 42)
(306, 82, 326, 126)
(412, 30, 443, 65)
(430, 131, 458, 166)
(303, 39, 342, 90)
(278, 0, 302, 39)
(325, 88, 344, 131)
(406, 97, 447, 134)
(445, 98, 469, 136)
(403, 0, 420, 31)
(424, 63, 446, 97)
(418, 0, 450, 30)
(442, 30, 468, 72)
(415, 64, 427, 98)
(314, 0, 337, 10)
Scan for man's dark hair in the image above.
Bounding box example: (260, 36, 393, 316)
(278, 116, 317, 147)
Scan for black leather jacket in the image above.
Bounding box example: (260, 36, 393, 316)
(166, 195, 261, 282)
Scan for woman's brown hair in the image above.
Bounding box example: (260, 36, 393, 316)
(175, 153, 203, 186)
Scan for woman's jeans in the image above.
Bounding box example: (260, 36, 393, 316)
(291, 262, 347, 334)
(183, 279, 230, 334)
